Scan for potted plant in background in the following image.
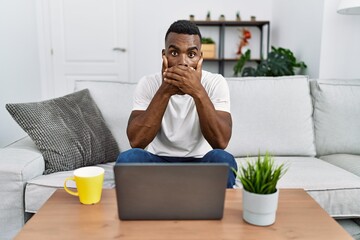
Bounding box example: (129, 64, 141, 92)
(233, 46, 307, 77)
(201, 37, 216, 59)
(236, 11, 241, 21)
(206, 11, 211, 21)
(233, 152, 287, 226)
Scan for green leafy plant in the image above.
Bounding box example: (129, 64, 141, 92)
(232, 152, 287, 194)
(201, 37, 215, 44)
(233, 46, 307, 77)
(233, 48, 251, 76)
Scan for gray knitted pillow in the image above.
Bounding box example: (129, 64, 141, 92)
(6, 89, 119, 174)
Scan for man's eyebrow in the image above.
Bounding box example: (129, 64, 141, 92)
(168, 45, 199, 51)
(168, 45, 180, 51)
(187, 46, 199, 51)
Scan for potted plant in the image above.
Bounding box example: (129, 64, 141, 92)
(236, 11, 241, 21)
(232, 152, 287, 226)
(201, 37, 216, 59)
(206, 11, 211, 21)
(233, 46, 307, 77)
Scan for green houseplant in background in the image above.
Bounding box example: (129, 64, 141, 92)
(201, 37, 215, 44)
(233, 152, 287, 226)
(233, 46, 307, 77)
(201, 37, 216, 59)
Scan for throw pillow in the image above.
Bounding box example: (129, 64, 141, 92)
(6, 89, 119, 174)
(311, 79, 360, 155)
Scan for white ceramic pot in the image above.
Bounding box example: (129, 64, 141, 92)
(242, 188, 279, 226)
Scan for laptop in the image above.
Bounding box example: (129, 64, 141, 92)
(113, 163, 228, 220)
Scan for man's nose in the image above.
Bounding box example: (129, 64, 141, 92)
(178, 54, 189, 67)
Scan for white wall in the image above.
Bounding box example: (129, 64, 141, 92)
(128, 0, 273, 81)
(0, 0, 41, 147)
(271, 0, 360, 79)
(271, 0, 324, 78)
(319, 0, 360, 79)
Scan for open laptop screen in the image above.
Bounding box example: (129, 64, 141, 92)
(113, 163, 228, 220)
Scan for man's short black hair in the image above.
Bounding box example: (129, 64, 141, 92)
(165, 20, 202, 41)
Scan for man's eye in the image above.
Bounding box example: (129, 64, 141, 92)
(188, 52, 196, 58)
(171, 51, 178, 57)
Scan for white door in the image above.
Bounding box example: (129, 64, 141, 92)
(44, 0, 129, 97)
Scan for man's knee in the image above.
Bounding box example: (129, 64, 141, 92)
(204, 149, 237, 169)
(116, 148, 148, 163)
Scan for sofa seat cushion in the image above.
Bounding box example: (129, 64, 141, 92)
(235, 156, 360, 218)
(320, 154, 360, 177)
(311, 79, 360, 156)
(226, 76, 316, 157)
(25, 162, 115, 213)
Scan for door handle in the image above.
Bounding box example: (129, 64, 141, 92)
(113, 47, 126, 52)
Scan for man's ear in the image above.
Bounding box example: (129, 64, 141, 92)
(162, 49, 165, 56)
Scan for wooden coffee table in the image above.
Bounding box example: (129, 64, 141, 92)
(15, 189, 352, 239)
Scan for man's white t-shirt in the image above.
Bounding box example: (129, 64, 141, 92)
(132, 70, 230, 158)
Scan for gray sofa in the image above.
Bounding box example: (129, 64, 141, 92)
(1, 75, 360, 239)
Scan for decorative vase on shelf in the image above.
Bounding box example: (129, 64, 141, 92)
(201, 37, 216, 59)
(206, 11, 211, 21)
(236, 11, 241, 21)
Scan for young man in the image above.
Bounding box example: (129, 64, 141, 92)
(117, 20, 237, 188)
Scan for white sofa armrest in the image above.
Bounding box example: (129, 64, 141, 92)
(0, 137, 44, 240)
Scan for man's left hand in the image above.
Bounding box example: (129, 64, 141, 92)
(163, 58, 204, 97)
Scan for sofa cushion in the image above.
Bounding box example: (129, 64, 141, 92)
(74, 80, 137, 152)
(235, 156, 360, 218)
(25, 162, 115, 213)
(6, 89, 119, 174)
(226, 76, 316, 157)
(311, 79, 360, 156)
(320, 154, 360, 177)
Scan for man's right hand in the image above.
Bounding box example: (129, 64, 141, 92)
(161, 55, 184, 96)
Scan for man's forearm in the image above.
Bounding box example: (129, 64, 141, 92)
(127, 85, 172, 149)
(193, 89, 232, 149)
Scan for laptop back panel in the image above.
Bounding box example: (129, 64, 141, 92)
(113, 163, 228, 220)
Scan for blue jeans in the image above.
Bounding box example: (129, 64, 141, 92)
(116, 148, 237, 188)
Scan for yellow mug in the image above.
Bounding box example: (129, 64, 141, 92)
(64, 166, 104, 205)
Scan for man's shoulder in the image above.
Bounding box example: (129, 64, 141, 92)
(202, 70, 225, 80)
(140, 72, 162, 81)
(138, 72, 162, 87)
(201, 70, 226, 85)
